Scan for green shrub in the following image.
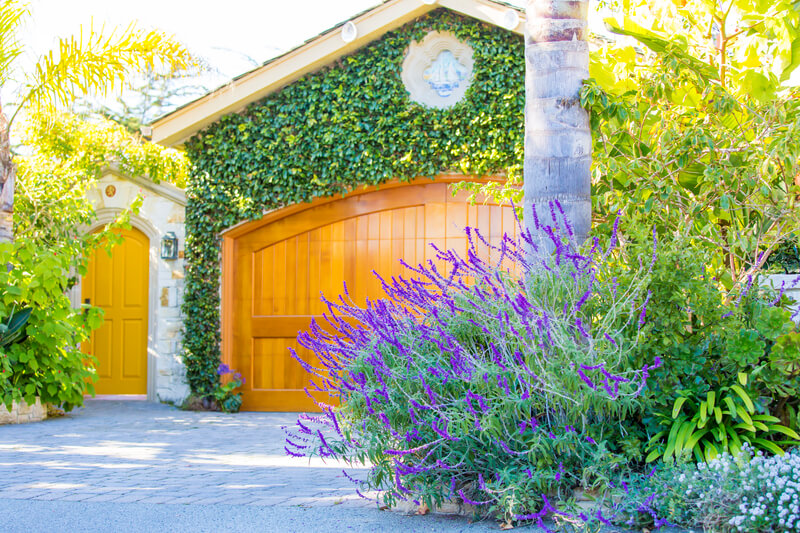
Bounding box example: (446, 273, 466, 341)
(648, 377, 799, 463)
(0, 240, 104, 411)
(212, 364, 244, 413)
(3, 110, 187, 411)
(608, 232, 800, 461)
(285, 207, 658, 526)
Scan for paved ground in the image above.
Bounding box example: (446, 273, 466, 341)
(0, 399, 517, 533)
(0, 399, 686, 533)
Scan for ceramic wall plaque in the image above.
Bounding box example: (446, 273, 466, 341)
(401, 31, 474, 109)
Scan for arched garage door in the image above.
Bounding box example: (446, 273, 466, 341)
(222, 179, 516, 411)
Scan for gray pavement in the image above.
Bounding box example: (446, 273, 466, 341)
(0, 399, 513, 533)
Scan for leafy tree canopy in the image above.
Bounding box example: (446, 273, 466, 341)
(0, 0, 197, 409)
(16, 111, 188, 251)
(464, 0, 800, 288)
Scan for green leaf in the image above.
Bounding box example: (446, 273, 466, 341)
(726, 426, 743, 452)
(672, 396, 688, 419)
(703, 441, 719, 462)
(780, 36, 800, 82)
(648, 429, 669, 444)
(4, 286, 22, 296)
(767, 424, 800, 440)
(693, 446, 704, 463)
(675, 420, 696, 458)
(664, 420, 683, 459)
(752, 438, 785, 456)
(603, 16, 719, 81)
(730, 385, 755, 413)
(724, 396, 738, 416)
(645, 449, 662, 463)
(753, 421, 769, 432)
(752, 414, 781, 423)
(685, 428, 710, 451)
(736, 406, 754, 426)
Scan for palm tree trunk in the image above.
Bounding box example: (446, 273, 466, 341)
(0, 97, 15, 243)
(524, 0, 591, 251)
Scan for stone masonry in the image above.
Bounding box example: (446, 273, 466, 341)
(0, 398, 47, 425)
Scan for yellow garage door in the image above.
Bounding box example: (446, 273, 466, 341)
(82, 227, 149, 395)
(223, 179, 516, 411)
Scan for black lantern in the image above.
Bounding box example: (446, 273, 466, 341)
(160, 232, 178, 260)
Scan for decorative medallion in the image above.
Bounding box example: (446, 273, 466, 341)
(401, 31, 474, 109)
(105, 185, 116, 198)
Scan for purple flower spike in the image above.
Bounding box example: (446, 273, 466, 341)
(280, 202, 659, 526)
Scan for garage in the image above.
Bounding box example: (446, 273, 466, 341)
(221, 178, 516, 411)
(150, 2, 527, 409)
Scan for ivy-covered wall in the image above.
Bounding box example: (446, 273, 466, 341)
(182, 9, 525, 396)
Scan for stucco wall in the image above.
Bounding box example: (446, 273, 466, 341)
(765, 274, 800, 323)
(75, 172, 189, 404)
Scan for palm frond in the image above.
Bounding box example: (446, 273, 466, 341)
(0, 0, 28, 86)
(12, 21, 199, 125)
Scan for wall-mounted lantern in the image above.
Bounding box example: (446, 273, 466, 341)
(160, 232, 179, 260)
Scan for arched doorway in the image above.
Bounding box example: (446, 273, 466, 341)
(82, 227, 150, 395)
(222, 179, 516, 411)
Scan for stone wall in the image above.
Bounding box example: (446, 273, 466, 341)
(0, 398, 47, 425)
(76, 170, 190, 404)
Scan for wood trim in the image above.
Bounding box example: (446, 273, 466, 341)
(235, 185, 432, 252)
(151, 0, 525, 147)
(222, 174, 498, 239)
(220, 234, 236, 371)
(439, 0, 523, 30)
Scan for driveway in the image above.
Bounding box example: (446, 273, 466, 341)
(0, 399, 506, 533)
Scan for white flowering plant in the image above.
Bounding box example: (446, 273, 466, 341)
(614, 444, 800, 532)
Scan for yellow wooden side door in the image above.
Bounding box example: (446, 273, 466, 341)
(82, 227, 149, 395)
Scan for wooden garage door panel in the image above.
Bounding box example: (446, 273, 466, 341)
(252, 205, 431, 316)
(253, 338, 309, 391)
(231, 181, 516, 411)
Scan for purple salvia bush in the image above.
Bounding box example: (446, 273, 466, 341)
(284, 203, 660, 527)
